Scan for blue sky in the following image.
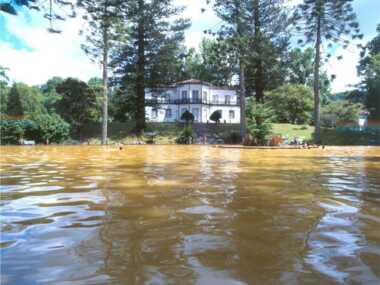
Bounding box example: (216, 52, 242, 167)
(0, 0, 379, 92)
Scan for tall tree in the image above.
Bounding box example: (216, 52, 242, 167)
(78, 0, 121, 144)
(358, 24, 380, 119)
(295, 0, 361, 143)
(246, 0, 290, 103)
(0, 66, 10, 117)
(213, 0, 250, 140)
(213, 0, 290, 140)
(113, 0, 189, 133)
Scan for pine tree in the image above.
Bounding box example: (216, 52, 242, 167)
(213, 0, 289, 140)
(358, 24, 380, 119)
(213, 0, 250, 141)
(78, 0, 121, 144)
(246, 0, 290, 103)
(113, 0, 189, 133)
(295, 0, 362, 143)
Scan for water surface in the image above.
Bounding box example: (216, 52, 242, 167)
(1, 146, 380, 285)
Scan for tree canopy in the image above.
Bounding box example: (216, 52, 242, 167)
(55, 78, 99, 137)
(6, 83, 46, 117)
(358, 24, 380, 119)
(295, 0, 362, 142)
(112, 0, 190, 133)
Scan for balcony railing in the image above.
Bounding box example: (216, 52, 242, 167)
(146, 98, 240, 106)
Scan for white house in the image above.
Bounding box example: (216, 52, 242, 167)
(145, 79, 241, 124)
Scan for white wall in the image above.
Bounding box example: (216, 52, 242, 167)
(145, 83, 240, 124)
(146, 104, 178, 123)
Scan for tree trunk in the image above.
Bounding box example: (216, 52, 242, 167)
(254, 60, 264, 103)
(313, 15, 322, 144)
(253, 0, 264, 103)
(135, 0, 146, 134)
(239, 61, 246, 143)
(102, 27, 109, 145)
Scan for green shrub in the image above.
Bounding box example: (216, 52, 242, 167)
(181, 110, 195, 123)
(266, 84, 313, 124)
(321, 100, 364, 126)
(246, 102, 273, 145)
(6, 83, 46, 117)
(0, 120, 36, 144)
(29, 113, 70, 144)
(0, 114, 69, 144)
(210, 110, 222, 123)
(176, 125, 193, 144)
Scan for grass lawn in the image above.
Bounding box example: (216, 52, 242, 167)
(272, 124, 314, 141)
(78, 122, 378, 145)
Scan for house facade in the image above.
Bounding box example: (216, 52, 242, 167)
(145, 79, 241, 124)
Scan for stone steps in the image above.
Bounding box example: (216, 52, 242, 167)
(192, 123, 224, 144)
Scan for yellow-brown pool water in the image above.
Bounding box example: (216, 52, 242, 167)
(1, 146, 380, 285)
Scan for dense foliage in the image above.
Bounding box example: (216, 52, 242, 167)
(181, 110, 194, 123)
(266, 84, 313, 124)
(358, 24, 380, 119)
(175, 125, 193, 144)
(0, 115, 69, 145)
(180, 39, 234, 86)
(0, 120, 35, 144)
(210, 110, 222, 124)
(55, 78, 99, 137)
(29, 113, 70, 144)
(40, 77, 64, 112)
(321, 101, 364, 127)
(6, 83, 46, 117)
(246, 101, 273, 145)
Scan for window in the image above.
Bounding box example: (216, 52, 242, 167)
(152, 109, 158, 118)
(203, 91, 208, 103)
(225, 95, 231, 105)
(181, 90, 188, 100)
(212, 95, 218, 104)
(229, 110, 235, 120)
(161, 93, 169, 103)
(192, 108, 199, 121)
(192, 90, 200, 102)
(166, 108, 172, 118)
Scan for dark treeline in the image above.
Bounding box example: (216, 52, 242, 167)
(1, 0, 379, 144)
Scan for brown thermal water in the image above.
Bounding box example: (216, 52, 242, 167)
(0, 146, 380, 285)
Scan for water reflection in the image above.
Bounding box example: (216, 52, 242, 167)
(0, 146, 380, 285)
(305, 153, 380, 284)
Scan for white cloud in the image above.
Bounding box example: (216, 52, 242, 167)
(325, 45, 362, 93)
(175, 0, 219, 49)
(0, 10, 100, 86)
